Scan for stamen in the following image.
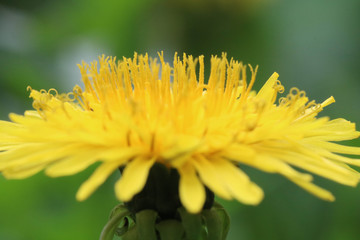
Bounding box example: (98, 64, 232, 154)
(244, 64, 258, 99)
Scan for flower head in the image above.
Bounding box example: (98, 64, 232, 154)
(1, 53, 360, 213)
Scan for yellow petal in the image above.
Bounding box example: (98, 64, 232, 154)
(256, 72, 279, 102)
(240, 154, 313, 182)
(213, 158, 264, 205)
(221, 144, 256, 162)
(290, 178, 335, 201)
(305, 140, 360, 155)
(306, 118, 360, 141)
(76, 161, 120, 201)
(45, 147, 141, 177)
(320, 150, 360, 167)
(178, 163, 206, 214)
(9, 113, 42, 126)
(2, 163, 47, 179)
(115, 157, 155, 202)
(273, 151, 360, 186)
(45, 154, 100, 177)
(0, 120, 21, 132)
(0, 144, 80, 171)
(192, 156, 232, 200)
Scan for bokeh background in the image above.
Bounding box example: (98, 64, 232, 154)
(1, 0, 360, 239)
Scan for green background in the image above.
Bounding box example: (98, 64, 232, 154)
(1, 0, 360, 239)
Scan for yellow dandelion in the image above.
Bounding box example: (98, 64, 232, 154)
(1, 52, 360, 214)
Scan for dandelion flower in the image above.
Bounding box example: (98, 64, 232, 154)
(1, 53, 360, 214)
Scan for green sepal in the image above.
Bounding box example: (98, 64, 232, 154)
(121, 225, 138, 240)
(135, 209, 158, 240)
(100, 204, 130, 240)
(178, 207, 204, 240)
(156, 220, 185, 240)
(202, 202, 230, 240)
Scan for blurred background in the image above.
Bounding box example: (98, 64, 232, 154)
(0, 0, 360, 239)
